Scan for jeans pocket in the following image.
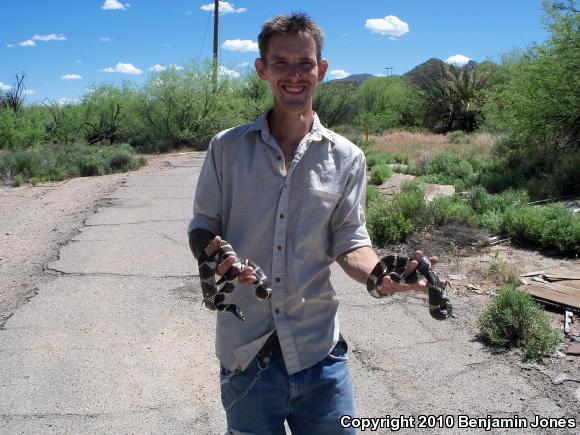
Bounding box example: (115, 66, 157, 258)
(326, 340, 348, 362)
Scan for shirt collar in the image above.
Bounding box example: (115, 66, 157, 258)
(243, 111, 335, 145)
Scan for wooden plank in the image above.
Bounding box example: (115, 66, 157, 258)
(543, 267, 580, 281)
(521, 270, 544, 278)
(525, 282, 580, 311)
(560, 280, 580, 290)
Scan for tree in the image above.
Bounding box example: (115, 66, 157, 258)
(0, 73, 26, 114)
(484, 0, 579, 150)
(410, 62, 492, 132)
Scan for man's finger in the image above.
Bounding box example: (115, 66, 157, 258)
(204, 236, 222, 256)
(239, 267, 257, 284)
(216, 255, 235, 275)
(429, 255, 438, 267)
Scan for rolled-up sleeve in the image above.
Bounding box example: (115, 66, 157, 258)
(188, 137, 222, 236)
(330, 151, 372, 258)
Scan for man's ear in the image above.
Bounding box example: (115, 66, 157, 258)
(255, 58, 267, 80)
(318, 58, 329, 82)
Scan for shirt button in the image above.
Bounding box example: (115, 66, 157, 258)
(280, 214, 284, 219)
(275, 308, 280, 314)
(275, 277, 281, 283)
(277, 246, 282, 250)
(277, 156, 282, 161)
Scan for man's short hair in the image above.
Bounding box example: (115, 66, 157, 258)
(258, 12, 324, 63)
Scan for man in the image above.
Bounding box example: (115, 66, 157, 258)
(188, 12, 435, 435)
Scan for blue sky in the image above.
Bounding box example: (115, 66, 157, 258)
(1, 0, 551, 104)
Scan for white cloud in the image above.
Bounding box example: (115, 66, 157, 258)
(99, 36, 113, 43)
(32, 33, 66, 42)
(328, 70, 350, 80)
(61, 74, 82, 80)
(76, 60, 83, 64)
(150, 64, 167, 72)
(18, 39, 36, 47)
(149, 64, 183, 72)
(23, 89, 35, 95)
(0, 82, 12, 91)
(365, 15, 409, 37)
(218, 66, 241, 79)
(446, 54, 471, 66)
(201, 2, 247, 14)
(185, 10, 192, 15)
(100, 62, 142, 74)
(222, 39, 258, 53)
(102, 0, 127, 10)
(6, 44, 13, 48)
(237, 62, 250, 68)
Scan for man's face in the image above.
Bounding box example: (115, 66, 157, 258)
(255, 32, 328, 114)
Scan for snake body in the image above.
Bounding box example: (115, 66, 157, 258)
(198, 239, 271, 321)
(367, 254, 453, 320)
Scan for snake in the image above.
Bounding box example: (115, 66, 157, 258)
(198, 239, 271, 321)
(367, 254, 453, 320)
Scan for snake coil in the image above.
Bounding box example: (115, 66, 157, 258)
(198, 239, 271, 321)
(367, 254, 453, 320)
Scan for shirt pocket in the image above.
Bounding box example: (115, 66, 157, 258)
(298, 188, 341, 228)
(296, 188, 341, 254)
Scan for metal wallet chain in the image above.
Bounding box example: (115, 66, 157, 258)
(223, 352, 272, 412)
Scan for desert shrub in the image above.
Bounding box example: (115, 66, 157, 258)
(365, 149, 390, 169)
(424, 153, 475, 187)
(468, 186, 528, 214)
(500, 203, 580, 255)
(12, 174, 23, 187)
(479, 284, 561, 361)
(447, 130, 468, 144)
(484, 250, 522, 286)
(365, 182, 424, 246)
(0, 143, 146, 184)
(428, 195, 474, 225)
(369, 164, 392, 185)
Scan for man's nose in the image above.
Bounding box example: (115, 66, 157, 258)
(286, 64, 303, 78)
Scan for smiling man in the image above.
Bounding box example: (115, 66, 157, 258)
(188, 12, 430, 435)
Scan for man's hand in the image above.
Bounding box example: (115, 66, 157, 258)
(377, 250, 446, 296)
(204, 236, 257, 284)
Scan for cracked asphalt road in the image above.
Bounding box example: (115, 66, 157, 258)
(0, 152, 578, 434)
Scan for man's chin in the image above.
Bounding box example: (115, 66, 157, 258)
(279, 99, 309, 113)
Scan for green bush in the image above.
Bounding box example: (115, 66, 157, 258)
(12, 174, 23, 187)
(369, 164, 392, 185)
(0, 143, 146, 184)
(447, 130, 469, 144)
(428, 195, 474, 225)
(365, 182, 423, 246)
(479, 284, 561, 361)
(501, 203, 580, 255)
(365, 149, 390, 169)
(424, 153, 475, 187)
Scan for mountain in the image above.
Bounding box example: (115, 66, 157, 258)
(327, 73, 376, 84)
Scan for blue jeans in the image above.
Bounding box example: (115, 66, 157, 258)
(220, 339, 356, 435)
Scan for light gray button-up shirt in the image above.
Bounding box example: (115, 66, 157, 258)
(188, 112, 371, 375)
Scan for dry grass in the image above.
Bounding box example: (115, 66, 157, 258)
(371, 130, 500, 164)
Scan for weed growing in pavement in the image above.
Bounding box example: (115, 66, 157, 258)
(484, 250, 522, 286)
(479, 284, 561, 361)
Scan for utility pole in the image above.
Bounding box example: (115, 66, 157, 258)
(212, 0, 219, 93)
(385, 67, 394, 77)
